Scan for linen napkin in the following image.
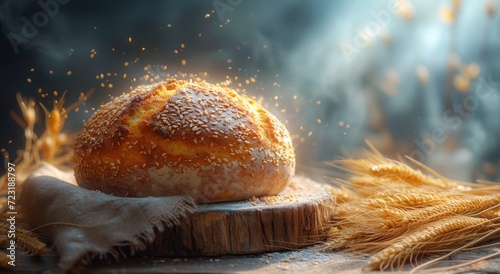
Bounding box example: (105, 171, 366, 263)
(19, 163, 196, 272)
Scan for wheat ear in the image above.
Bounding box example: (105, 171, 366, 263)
(362, 216, 489, 271)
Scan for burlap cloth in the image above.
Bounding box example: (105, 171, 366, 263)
(19, 163, 197, 272)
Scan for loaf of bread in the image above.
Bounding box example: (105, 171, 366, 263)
(73, 79, 295, 203)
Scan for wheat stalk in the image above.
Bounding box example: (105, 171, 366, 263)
(0, 223, 47, 255)
(362, 216, 490, 271)
(324, 142, 500, 271)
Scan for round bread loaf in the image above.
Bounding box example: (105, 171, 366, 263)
(73, 79, 296, 203)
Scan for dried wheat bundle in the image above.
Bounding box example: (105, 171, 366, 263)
(0, 92, 91, 269)
(0, 91, 93, 215)
(0, 223, 47, 256)
(324, 142, 500, 271)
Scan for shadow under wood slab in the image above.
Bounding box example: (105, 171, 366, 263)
(146, 176, 336, 256)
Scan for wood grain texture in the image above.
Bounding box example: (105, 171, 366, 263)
(146, 176, 335, 256)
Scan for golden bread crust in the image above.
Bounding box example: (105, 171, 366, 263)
(73, 79, 295, 203)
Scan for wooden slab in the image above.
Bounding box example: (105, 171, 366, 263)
(146, 176, 335, 256)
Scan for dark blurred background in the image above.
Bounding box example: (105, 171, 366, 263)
(1, 0, 500, 182)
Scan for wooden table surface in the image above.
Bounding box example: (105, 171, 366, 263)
(12, 244, 500, 273)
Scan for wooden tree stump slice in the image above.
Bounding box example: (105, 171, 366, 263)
(146, 176, 335, 256)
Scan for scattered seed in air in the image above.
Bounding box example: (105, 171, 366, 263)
(128, 37, 132, 43)
(181, 59, 187, 66)
(66, 71, 72, 76)
(205, 13, 211, 19)
(317, 119, 322, 124)
(26, 78, 32, 83)
(338, 121, 345, 127)
(124, 62, 129, 67)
